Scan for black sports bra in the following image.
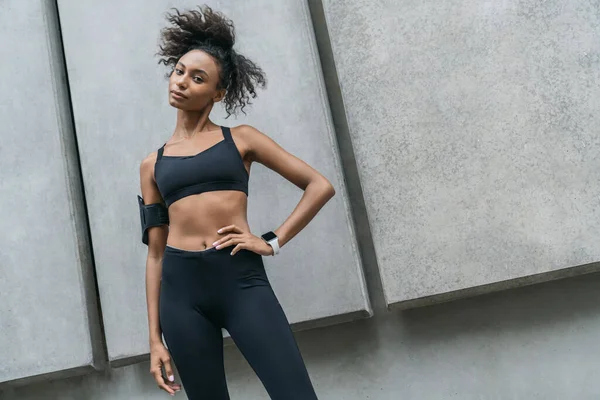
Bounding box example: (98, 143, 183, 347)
(154, 126, 249, 207)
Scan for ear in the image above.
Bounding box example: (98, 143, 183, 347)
(213, 88, 226, 103)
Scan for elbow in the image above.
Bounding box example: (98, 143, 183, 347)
(321, 178, 336, 201)
(327, 182, 336, 199)
(306, 175, 335, 201)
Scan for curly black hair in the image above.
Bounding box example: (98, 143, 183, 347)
(157, 5, 266, 118)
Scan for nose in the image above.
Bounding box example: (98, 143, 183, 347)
(174, 74, 187, 89)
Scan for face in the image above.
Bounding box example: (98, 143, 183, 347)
(168, 49, 226, 111)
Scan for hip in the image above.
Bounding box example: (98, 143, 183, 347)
(161, 243, 269, 291)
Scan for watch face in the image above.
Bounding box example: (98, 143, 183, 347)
(261, 231, 277, 241)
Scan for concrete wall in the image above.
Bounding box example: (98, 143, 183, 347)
(0, 0, 102, 385)
(320, 0, 600, 309)
(56, 0, 370, 363)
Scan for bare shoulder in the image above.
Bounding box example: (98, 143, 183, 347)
(232, 124, 281, 157)
(230, 124, 266, 144)
(230, 124, 269, 161)
(139, 151, 159, 181)
(231, 124, 262, 137)
(140, 151, 158, 171)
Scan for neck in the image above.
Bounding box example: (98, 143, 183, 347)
(174, 107, 217, 139)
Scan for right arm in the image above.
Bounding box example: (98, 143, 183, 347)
(139, 153, 180, 395)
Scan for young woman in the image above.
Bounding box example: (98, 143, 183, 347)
(138, 6, 334, 399)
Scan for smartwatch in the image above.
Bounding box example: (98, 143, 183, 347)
(261, 231, 280, 255)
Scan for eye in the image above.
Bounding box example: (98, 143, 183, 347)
(193, 76, 203, 83)
(174, 68, 183, 75)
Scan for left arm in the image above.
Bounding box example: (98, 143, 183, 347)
(215, 124, 336, 255)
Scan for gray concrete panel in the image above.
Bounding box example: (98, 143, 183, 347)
(321, 0, 600, 308)
(57, 0, 370, 361)
(0, 0, 101, 384)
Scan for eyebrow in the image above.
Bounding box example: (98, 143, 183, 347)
(177, 62, 209, 77)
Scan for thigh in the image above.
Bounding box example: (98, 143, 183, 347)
(224, 285, 318, 400)
(160, 283, 229, 400)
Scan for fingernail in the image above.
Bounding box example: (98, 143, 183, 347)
(212, 241, 218, 246)
(169, 375, 174, 382)
(217, 229, 222, 233)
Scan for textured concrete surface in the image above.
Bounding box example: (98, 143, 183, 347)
(0, 0, 102, 384)
(4, 271, 600, 399)
(321, 0, 600, 308)
(57, 0, 370, 362)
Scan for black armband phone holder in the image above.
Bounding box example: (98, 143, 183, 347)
(137, 195, 169, 245)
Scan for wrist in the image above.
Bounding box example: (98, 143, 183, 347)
(149, 336, 163, 346)
(273, 229, 284, 248)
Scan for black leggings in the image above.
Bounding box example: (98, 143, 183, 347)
(159, 244, 318, 400)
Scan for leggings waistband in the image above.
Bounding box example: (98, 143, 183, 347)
(166, 244, 215, 253)
(164, 243, 238, 258)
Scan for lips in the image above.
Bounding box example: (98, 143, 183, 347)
(170, 90, 187, 99)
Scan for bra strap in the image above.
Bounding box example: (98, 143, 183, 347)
(221, 126, 233, 143)
(157, 143, 165, 160)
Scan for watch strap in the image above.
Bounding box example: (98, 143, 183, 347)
(268, 237, 280, 255)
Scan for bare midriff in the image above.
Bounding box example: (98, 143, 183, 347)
(166, 190, 249, 251)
